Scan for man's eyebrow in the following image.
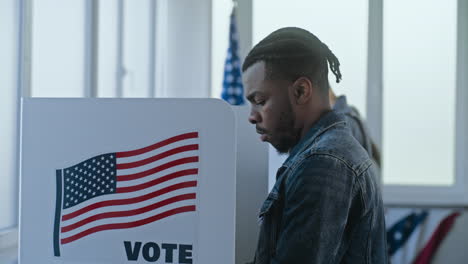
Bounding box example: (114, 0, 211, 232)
(246, 92, 257, 102)
(246, 91, 262, 102)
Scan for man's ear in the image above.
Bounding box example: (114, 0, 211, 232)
(291, 77, 313, 105)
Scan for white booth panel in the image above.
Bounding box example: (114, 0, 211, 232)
(232, 106, 268, 264)
(20, 98, 235, 264)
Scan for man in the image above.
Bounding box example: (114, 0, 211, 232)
(329, 88, 382, 169)
(242, 27, 388, 263)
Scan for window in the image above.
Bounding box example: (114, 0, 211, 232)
(97, 0, 119, 97)
(28, 0, 213, 99)
(382, 0, 457, 186)
(211, 0, 232, 99)
(30, 0, 87, 97)
(380, 0, 468, 205)
(97, 0, 157, 98)
(30, 0, 157, 98)
(0, 0, 20, 230)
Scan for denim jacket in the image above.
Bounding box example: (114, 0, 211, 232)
(252, 111, 388, 264)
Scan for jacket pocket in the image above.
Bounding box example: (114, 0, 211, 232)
(259, 191, 279, 218)
(259, 165, 287, 218)
(258, 192, 282, 259)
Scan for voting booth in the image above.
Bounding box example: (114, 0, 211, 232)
(19, 98, 240, 263)
(232, 106, 268, 264)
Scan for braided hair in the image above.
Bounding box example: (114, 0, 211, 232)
(242, 27, 342, 92)
(321, 42, 342, 83)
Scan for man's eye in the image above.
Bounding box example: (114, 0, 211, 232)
(255, 100, 265, 106)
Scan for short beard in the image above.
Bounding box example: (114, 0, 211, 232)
(270, 106, 301, 154)
(272, 130, 300, 154)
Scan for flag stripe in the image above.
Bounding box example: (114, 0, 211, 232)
(116, 144, 199, 170)
(60, 205, 196, 245)
(61, 193, 196, 233)
(61, 190, 196, 237)
(116, 156, 199, 181)
(116, 168, 198, 193)
(61, 181, 197, 221)
(116, 132, 198, 158)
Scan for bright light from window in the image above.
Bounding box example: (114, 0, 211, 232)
(31, 0, 86, 97)
(97, 0, 118, 97)
(122, 0, 152, 98)
(382, 0, 457, 186)
(211, 0, 233, 99)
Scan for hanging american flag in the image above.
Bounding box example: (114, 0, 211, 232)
(53, 132, 199, 256)
(221, 7, 245, 105)
(387, 210, 428, 256)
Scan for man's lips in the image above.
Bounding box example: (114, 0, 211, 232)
(256, 127, 267, 134)
(256, 128, 268, 141)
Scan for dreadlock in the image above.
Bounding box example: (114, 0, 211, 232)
(321, 42, 342, 83)
(242, 27, 342, 92)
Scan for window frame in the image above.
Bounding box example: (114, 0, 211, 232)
(367, 0, 468, 206)
(0, 0, 28, 248)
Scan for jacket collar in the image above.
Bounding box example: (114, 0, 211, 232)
(333, 95, 351, 114)
(282, 110, 346, 168)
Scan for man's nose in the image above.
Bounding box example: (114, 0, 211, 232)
(248, 109, 261, 124)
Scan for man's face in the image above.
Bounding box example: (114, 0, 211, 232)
(243, 61, 300, 154)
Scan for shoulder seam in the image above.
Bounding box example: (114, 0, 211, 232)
(291, 152, 370, 178)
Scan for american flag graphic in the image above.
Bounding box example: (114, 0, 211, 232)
(53, 132, 199, 256)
